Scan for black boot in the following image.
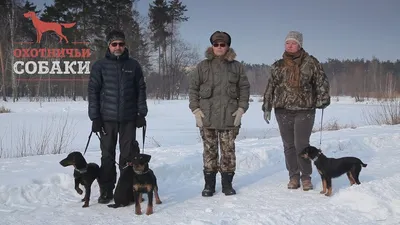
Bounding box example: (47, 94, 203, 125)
(221, 172, 236, 196)
(98, 186, 113, 204)
(202, 171, 216, 197)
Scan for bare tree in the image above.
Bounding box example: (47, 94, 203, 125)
(169, 38, 199, 98)
(8, 0, 18, 102)
(0, 43, 6, 101)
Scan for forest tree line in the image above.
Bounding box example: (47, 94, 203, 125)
(244, 58, 400, 101)
(0, 0, 399, 102)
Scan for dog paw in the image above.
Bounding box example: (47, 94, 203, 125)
(82, 203, 89, 208)
(324, 193, 332, 197)
(156, 200, 162, 204)
(81, 198, 85, 202)
(76, 189, 83, 195)
(320, 190, 326, 194)
(107, 204, 119, 208)
(135, 205, 142, 215)
(146, 207, 153, 215)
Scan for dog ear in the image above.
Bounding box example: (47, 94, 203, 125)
(142, 154, 151, 163)
(73, 152, 87, 166)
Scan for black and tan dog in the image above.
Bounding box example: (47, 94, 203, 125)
(106, 162, 135, 208)
(299, 146, 367, 196)
(107, 141, 140, 209)
(59, 151, 100, 207)
(131, 153, 162, 215)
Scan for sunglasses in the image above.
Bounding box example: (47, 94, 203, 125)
(213, 43, 226, 48)
(111, 42, 125, 47)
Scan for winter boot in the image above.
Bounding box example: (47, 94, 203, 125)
(287, 177, 300, 189)
(202, 171, 216, 197)
(98, 186, 113, 204)
(302, 179, 313, 191)
(221, 172, 236, 196)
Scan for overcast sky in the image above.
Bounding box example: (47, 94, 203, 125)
(32, 0, 400, 64)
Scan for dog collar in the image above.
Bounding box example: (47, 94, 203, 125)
(133, 169, 150, 175)
(311, 153, 321, 162)
(122, 162, 133, 170)
(74, 167, 87, 173)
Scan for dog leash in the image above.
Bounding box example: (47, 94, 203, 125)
(83, 132, 92, 155)
(319, 108, 324, 148)
(142, 124, 146, 153)
(83, 131, 102, 156)
(83, 124, 146, 164)
(83, 130, 121, 168)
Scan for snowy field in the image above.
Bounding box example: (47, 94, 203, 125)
(0, 96, 400, 224)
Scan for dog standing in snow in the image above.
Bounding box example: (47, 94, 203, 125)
(59, 151, 100, 207)
(299, 146, 367, 196)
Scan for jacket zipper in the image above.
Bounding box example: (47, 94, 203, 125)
(116, 62, 120, 122)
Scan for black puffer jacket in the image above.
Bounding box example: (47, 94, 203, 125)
(88, 48, 147, 122)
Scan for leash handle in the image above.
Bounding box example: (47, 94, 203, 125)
(319, 108, 324, 147)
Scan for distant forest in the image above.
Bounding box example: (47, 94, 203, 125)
(1, 0, 399, 102)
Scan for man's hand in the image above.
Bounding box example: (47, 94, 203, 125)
(232, 108, 245, 126)
(316, 100, 328, 109)
(193, 108, 205, 127)
(92, 118, 103, 133)
(263, 111, 271, 124)
(136, 114, 146, 128)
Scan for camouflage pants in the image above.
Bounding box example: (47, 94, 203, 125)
(199, 128, 239, 173)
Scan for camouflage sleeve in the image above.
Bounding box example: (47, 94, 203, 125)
(188, 63, 201, 112)
(262, 64, 277, 112)
(237, 63, 251, 112)
(311, 57, 331, 109)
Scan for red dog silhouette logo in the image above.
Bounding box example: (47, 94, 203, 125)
(23, 11, 76, 44)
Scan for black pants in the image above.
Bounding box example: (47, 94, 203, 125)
(275, 109, 315, 181)
(98, 121, 138, 191)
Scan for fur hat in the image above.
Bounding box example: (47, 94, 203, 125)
(209, 31, 231, 46)
(285, 31, 303, 48)
(106, 30, 125, 45)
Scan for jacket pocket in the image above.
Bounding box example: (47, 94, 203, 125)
(199, 99, 211, 127)
(200, 67, 211, 83)
(227, 71, 239, 99)
(199, 84, 212, 99)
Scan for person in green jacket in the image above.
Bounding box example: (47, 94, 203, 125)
(189, 31, 250, 197)
(262, 31, 330, 191)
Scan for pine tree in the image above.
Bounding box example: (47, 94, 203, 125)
(148, 0, 171, 98)
(166, 0, 188, 99)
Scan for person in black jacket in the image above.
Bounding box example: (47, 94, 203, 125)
(88, 30, 148, 204)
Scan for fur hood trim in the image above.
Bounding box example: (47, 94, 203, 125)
(205, 47, 236, 62)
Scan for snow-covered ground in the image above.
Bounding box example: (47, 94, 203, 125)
(0, 96, 399, 224)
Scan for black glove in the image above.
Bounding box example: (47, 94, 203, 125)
(92, 118, 103, 133)
(136, 114, 146, 128)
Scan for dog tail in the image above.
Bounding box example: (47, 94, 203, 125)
(360, 160, 367, 167)
(61, 22, 76, 28)
(355, 158, 367, 167)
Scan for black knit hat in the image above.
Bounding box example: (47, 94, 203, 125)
(209, 31, 231, 46)
(106, 30, 125, 45)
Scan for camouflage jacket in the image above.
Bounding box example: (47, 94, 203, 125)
(189, 47, 250, 129)
(262, 55, 330, 112)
